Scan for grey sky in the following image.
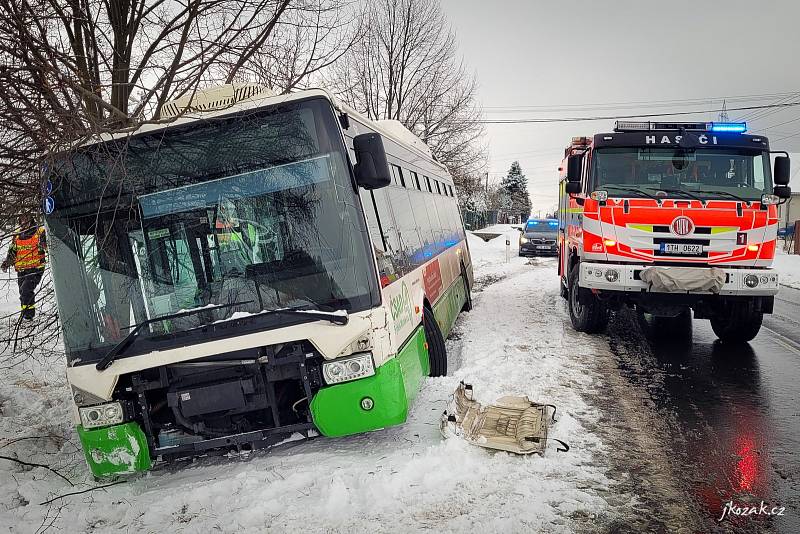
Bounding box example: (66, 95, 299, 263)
(441, 0, 800, 214)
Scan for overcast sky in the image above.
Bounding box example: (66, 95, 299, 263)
(441, 0, 800, 215)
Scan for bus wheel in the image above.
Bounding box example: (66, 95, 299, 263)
(460, 263, 473, 312)
(568, 264, 608, 334)
(423, 308, 447, 376)
(710, 302, 762, 343)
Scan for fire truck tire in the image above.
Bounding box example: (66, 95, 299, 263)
(423, 306, 447, 376)
(568, 265, 608, 333)
(710, 303, 763, 343)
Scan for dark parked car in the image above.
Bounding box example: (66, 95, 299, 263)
(519, 218, 558, 256)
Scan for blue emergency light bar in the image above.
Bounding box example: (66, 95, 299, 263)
(710, 122, 747, 133)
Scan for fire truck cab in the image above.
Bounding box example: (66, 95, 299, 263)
(557, 121, 792, 343)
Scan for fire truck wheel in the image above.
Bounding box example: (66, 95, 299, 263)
(568, 265, 608, 333)
(423, 306, 447, 376)
(710, 303, 763, 343)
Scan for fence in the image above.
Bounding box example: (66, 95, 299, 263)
(461, 210, 498, 231)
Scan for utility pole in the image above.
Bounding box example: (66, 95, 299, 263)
(719, 100, 730, 122)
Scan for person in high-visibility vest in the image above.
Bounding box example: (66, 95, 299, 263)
(2, 215, 47, 321)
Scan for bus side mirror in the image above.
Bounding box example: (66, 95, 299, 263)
(566, 155, 582, 183)
(353, 133, 391, 190)
(774, 156, 791, 186)
(565, 182, 582, 195)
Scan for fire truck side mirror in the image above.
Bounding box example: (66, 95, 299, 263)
(774, 156, 791, 186)
(566, 155, 582, 183)
(774, 185, 791, 199)
(565, 182, 582, 195)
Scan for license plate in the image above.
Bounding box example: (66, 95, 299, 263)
(536, 245, 551, 249)
(660, 243, 703, 255)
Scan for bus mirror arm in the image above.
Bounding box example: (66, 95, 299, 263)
(353, 133, 392, 190)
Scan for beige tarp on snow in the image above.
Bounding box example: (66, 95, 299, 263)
(639, 266, 726, 294)
(440, 382, 553, 455)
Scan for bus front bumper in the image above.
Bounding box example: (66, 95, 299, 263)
(578, 262, 780, 297)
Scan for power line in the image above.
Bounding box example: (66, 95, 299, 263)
(481, 92, 796, 112)
(478, 101, 800, 124)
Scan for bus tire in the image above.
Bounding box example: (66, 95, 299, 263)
(460, 263, 473, 312)
(568, 264, 608, 334)
(710, 302, 762, 343)
(423, 308, 447, 376)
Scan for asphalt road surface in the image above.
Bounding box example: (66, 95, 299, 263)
(603, 285, 800, 533)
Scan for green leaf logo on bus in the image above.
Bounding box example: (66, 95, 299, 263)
(390, 282, 413, 332)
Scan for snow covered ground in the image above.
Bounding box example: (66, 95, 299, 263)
(774, 247, 800, 289)
(1, 226, 629, 533)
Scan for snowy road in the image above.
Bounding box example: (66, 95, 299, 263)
(1, 231, 628, 533)
(3, 230, 799, 533)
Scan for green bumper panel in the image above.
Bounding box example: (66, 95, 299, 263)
(77, 422, 151, 477)
(311, 325, 429, 437)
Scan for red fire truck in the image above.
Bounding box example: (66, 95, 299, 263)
(557, 121, 792, 343)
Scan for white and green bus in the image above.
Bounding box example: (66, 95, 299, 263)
(44, 85, 473, 477)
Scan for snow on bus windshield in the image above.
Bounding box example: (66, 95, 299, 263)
(45, 98, 379, 363)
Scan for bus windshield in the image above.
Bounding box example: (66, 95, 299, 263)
(592, 148, 772, 201)
(46, 98, 379, 363)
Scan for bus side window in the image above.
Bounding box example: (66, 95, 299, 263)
(369, 188, 404, 283)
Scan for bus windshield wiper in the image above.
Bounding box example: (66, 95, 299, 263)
(602, 185, 662, 202)
(96, 301, 254, 371)
(692, 189, 750, 203)
(96, 302, 349, 371)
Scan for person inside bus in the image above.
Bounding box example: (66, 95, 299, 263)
(2, 214, 47, 321)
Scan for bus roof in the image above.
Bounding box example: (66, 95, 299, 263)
(61, 87, 448, 174)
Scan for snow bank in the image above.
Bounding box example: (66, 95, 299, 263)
(1, 235, 622, 533)
(774, 249, 800, 289)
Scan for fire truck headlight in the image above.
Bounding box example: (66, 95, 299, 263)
(79, 402, 125, 429)
(760, 275, 769, 285)
(605, 269, 620, 283)
(591, 190, 608, 202)
(761, 194, 780, 206)
(744, 274, 759, 288)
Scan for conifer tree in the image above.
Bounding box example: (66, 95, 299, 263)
(499, 161, 532, 219)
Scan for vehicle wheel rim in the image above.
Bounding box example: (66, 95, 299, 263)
(570, 282, 583, 316)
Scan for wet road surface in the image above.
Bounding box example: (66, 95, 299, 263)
(605, 286, 800, 533)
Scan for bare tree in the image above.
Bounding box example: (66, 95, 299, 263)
(0, 0, 359, 355)
(326, 0, 486, 191)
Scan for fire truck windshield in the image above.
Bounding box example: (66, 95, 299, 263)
(592, 147, 772, 201)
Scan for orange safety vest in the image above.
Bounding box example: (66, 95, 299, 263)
(14, 228, 46, 271)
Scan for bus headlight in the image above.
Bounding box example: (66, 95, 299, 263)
(79, 402, 124, 429)
(323, 353, 376, 385)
